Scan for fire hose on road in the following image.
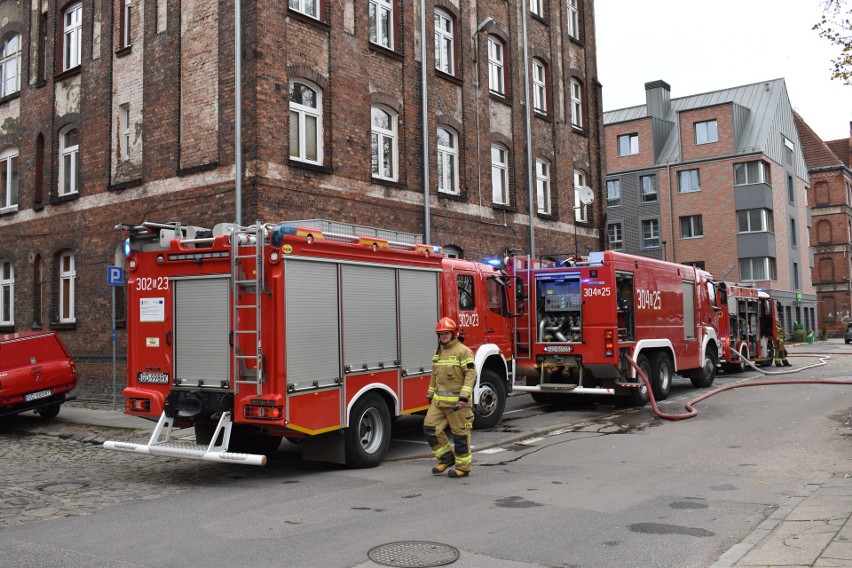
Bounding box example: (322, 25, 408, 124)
(629, 350, 852, 421)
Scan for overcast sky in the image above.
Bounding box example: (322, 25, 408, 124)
(594, 0, 851, 142)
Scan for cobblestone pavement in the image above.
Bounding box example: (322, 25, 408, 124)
(0, 419, 232, 529)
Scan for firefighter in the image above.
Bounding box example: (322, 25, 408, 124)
(775, 320, 791, 367)
(424, 317, 476, 478)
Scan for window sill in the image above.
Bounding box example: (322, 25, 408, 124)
(607, 203, 622, 208)
(109, 178, 143, 192)
(369, 43, 403, 61)
(534, 111, 554, 123)
(371, 177, 405, 190)
(0, 205, 19, 215)
(50, 322, 77, 331)
(50, 192, 80, 205)
(288, 159, 332, 175)
(54, 66, 81, 82)
(115, 45, 132, 58)
(435, 69, 463, 87)
(568, 36, 585, 48)
(0, 325, 14, 334)
(177, 162, 219, 177)
(531, 13, 549, 26)
(437, 190, 466, 202)
(571, 125, 587, 136)
(537, 211, 557, 221)
(488, 92, 512, 105)
(492, 203, 516, 213)
(639, 199, 659, 205)
(0, 91, 20, 105)
(286, 8, 330, 30)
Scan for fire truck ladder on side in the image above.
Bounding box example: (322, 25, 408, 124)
(231, 221, 266, 396)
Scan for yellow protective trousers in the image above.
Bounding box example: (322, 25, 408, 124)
(423, 402, 475, 472)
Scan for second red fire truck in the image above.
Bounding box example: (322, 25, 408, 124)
(716, 283, 779, 371)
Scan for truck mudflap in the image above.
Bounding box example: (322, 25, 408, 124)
(103, 411, 267, 466)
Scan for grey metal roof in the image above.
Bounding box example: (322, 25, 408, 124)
(603, 79, 808, 179)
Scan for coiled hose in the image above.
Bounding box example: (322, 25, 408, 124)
(628, 350, 852, 421)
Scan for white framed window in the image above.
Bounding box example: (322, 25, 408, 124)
(606, 179, 620, 207)
(369, 0, 393, 49)
(0, 34, 21, 97)
(617, 133, 638, 156)
(59, 252, 76, 323)
(371, 106, 397, 182)
(574, 171, 588, 222)
(640, 174, 657, 202)
(437, 127, 459, 195)
(63, 2, 82, 71)
(0, 260, 13, 325)
(608, 223, 623, 251)
(737, 209, 774, 233)
(59, 127, 80, 196)
(491, 144, 509, 205)
(739, 257, 776, 281)
(289, 80, 322, 164)
(289, 0, 319, 19)
(570, 79, 583, 128)
(536, 158, 551, 214)
(532, 59, 547, 113)
(734, 161, 768, 185)
(120, 104, 131, 159)
(680, 215, 703, 238)
(0, 146, 18, 210)
(487, 37, 504, 94)
(434, 9, 454, 75)
(695, 120, 718, 144)
(121, 0, 132, 47)
(531, 0, 544, 17)
(642, 219, 660, 249)
(567, 0, 579, 39)
(677, 169, 700, 193)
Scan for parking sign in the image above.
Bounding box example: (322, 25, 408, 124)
(107, 266, 124, 287)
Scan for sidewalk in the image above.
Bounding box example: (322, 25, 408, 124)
(712, 473, 852, 568)
(46, 405, 852, 567)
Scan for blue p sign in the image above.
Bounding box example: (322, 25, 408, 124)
(107, 266, 124, 287)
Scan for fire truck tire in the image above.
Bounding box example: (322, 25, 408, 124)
(650, 352, 673, 401)
(344, 393, 391, 468)
(473, 369, 506, 430)
(36, 403, 61, 419)
(619, 355, 651, 407)
(689, 351, 717, 389)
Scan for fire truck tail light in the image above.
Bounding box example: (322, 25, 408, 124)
(126, 398, 151, 412)
(604, 330, 614, 357)
(244, 405, 282, 420)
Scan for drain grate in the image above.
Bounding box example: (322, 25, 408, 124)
(367, 541, 460, 567)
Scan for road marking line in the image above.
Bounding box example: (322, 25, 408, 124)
(504, 405, 548, 415)
(478, 448, 507, 454)
(520, 437, 544, 445)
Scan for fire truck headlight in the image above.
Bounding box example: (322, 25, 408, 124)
(128, 258, 138, 271)
(156, 254, 165, 264)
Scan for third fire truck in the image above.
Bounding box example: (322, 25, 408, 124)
(717, 283, 779, 371)
(104, 220, 521, 467)
(508, 251, 721, 405)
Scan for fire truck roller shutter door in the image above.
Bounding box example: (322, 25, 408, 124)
(399, 270, 440, 377)
(341, 265, 397, 373)
(285, 260, 341, 390)
(174, 278, 230, 386)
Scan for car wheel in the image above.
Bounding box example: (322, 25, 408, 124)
(36, 403, 61, 419)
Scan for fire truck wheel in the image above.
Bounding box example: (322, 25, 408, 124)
(344, 393, 391, 468)
(650, 352, 673, 401)
(36, 403, 61, 419)
(689, 350, 717, 389)
(621, 354, 651, 407)
(473, 369, 506, 430)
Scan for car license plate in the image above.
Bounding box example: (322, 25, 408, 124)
(138, 372, 170, 384)
(25, 389, 52, 402)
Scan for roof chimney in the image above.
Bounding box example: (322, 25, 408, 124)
(645, 80, 671, 120)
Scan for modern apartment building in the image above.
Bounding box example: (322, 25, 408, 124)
(794, 115, 852, 336)
(0, 1, 605, 398)
(603, 79, 816, 334)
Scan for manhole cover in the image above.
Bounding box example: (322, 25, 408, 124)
(367, 541, 460, 567)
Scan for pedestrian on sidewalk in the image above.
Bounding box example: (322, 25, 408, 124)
(423, 317, 476, 478)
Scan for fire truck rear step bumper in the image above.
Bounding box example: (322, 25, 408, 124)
(103, 411, 267, 466)
(513, 385, 616, 395)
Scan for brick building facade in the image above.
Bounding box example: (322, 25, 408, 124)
(603, 80, 817, 335)
(0, 1, 605, 399)
(795, 115, 852, 337)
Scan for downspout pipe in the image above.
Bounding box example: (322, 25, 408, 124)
(420, 0, 430, 243)
(520, 1, 535, 258)
(235, 0, 242, 225)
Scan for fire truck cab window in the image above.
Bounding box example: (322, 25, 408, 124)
(487, 276, 506, 315)
(457, 274, 475, 310)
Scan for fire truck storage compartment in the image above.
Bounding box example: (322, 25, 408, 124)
(174, 277, 230, 388)
(536, 275, 582, 342)
(682, 281, 696, 339)
(284, 259, 439, 392)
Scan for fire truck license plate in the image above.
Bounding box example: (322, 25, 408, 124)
(138, 372, 170, 384)
(24, 389, 52, 401)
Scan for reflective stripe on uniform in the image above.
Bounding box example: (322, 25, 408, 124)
(432, 442, 452, 457)
(433, 394, 460, 403)
(454, 453, 472, 465)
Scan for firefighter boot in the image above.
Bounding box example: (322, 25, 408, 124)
(775, 360, 783, 367)
(432, 453, 455, 475)
(782, 360, 792, 367)
(447, 469, 470, 479)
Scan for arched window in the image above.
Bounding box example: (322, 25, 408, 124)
(491, 144, 509, 205)
(0, 146, 18, 210)
(0, 34, 21, 97)
(532, 59, 548, 113)
(63, 2, 83, 71)
(289, 80, 322, 164)
(437, 127, 459, 195)
(371, 106, 398, 181)
(0, 259, 13, 325)
(817, 219, 832, 244)
(59, 127, 80, 196)
(434, 9, 454, 74)
(487, 37, 505, 94)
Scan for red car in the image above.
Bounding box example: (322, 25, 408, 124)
(0, 331, 77, 418)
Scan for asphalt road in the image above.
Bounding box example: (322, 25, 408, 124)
(0, 342, 849, 567)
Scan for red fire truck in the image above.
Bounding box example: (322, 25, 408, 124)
(717, 283, 778, 372)
(104, 220, 521, 467)
(508, 251, 721, 405)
